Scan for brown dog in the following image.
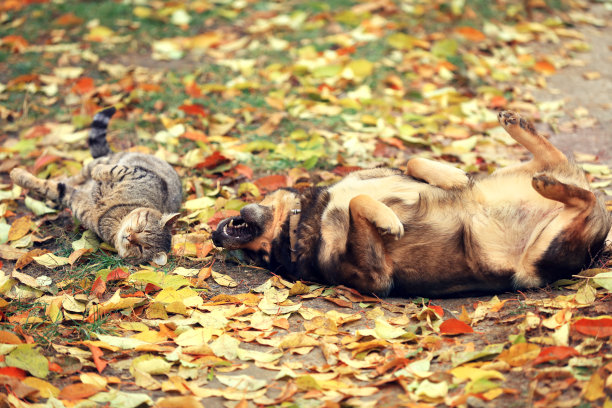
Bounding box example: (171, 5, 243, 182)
(212, 111, 611, 297)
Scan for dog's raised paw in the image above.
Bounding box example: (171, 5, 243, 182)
(498, 110, 519, 128)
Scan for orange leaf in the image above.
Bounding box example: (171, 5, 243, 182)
(0, 330, 23, 344)
(439, 318, 473, 335)
(573, 317, 612, 338)
(68, 248, 92, 265)
(233, 163, 253, 180)
(178, 103, 208, 117)
(58, 383, 101, 401)
(16, 248, 50, 270)
(455, 26, 486, 42)
(196, 242, 214, 258)
(24, 125, 50, 139)
(86, 344, 107, 373)
(91, 277, 106, 299)
(324, 297, 352, 308)
(533, 346, 579, 365)
(54, 12, 84, 26)
(0, 366, 27, 379)
(72, 77, 95, 95)
(1, 35, 29, 52)
(106, 267, 130, 281)
(533, 60, 555, 74)
(8, 216, 32, 242)
(254, 174, 288, 193)
(137, 83, 162, 92)
(48, 362, 63, 373)
(185, 82, 203, 97)
(180, 130, 208, 143)
(33, 154, 62, 173)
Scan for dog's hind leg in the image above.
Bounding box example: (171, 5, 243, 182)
(497, 110, 568, 173)
(406, 157, 469, 189)
(332, 195, 402, 296)
(518, 174, 610, 285)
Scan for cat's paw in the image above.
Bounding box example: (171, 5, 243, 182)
(10, 168, 32, 186)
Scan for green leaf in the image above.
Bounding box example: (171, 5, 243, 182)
(593, 271, 612, 291)
(5, 344, 49, 378)
(24, 196, 57, 216)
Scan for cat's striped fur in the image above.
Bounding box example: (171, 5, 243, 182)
(11, 107, 182, 265)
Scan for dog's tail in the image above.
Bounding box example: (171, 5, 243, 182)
(88, 106, 116, 158)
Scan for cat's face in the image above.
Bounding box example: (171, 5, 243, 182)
(115, 208, 179, 265)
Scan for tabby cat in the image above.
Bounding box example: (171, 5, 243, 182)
(10, 107, 182, 265)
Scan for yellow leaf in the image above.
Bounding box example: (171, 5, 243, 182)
(175, 328, 218, 347)
(497, 343, 541, 367)
(211, 271, 238, 288)
(278, 332, 319, 349)
(450, 367, 506, 382)
(130, 354, 172, 376)
(90, 289, 145, 317)
(8, 216, 31, 242)
(85, 26, 115, 42)
(5, 345, 49, 378)
(584, 372, 605, 401)
(22, 377, 60, 398)
(33, 253, 70, 268)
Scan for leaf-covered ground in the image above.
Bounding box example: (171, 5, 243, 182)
(1, 0, 612, 407)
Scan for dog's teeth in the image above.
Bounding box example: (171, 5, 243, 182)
(229, 219, 234, 227)
(223, 225, 228, 234)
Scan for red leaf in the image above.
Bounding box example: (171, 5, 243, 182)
(196, 151, 230, 170)
(91, 277, 106, 298)
(254, 175, 288, 193)
(33, 154, 62, 173)
(573, 317, 612, 338)
(208, 210, 240, 230)
(106, 267, 130, 281)
(48, 362, 63, 373)
(533, 346, 579, 365)
(144, 283, 161, 294)
(72, 77, 95, 95)
(179, 103, 208, 117)
(137, 83, 162, 92)
(86, 344, 107, 373)
(429, 304, 444, 318)
(185, 82, 203, 97)
(0, 366, 27, 379)
(333, 166, 362, 176)
(439, 318, 474, 335)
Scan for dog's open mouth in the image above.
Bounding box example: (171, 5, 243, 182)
(212, 216, 260, 248)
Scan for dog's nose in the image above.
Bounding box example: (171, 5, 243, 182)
(241, 204, 267, 222)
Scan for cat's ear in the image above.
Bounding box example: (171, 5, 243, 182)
(160, 213, 180, 228)
(152, 252, 168, 266)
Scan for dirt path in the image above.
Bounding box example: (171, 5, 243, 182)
(533, 2, 612, 165)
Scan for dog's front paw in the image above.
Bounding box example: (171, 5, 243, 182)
(373, 210, 404, 239)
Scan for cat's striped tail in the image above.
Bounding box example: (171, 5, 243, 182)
(88, 106, 116, 158)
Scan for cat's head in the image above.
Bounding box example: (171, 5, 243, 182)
(115, 208, 180, 265)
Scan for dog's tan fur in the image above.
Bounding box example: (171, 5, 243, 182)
(213, 111, 611, 297)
